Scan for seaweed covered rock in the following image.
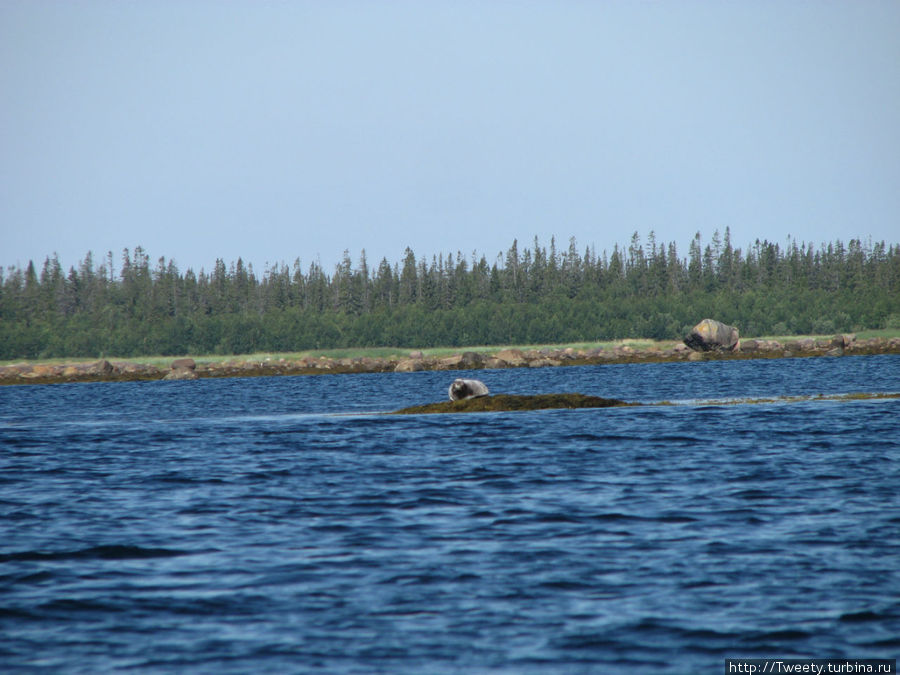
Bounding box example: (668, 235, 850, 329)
(684, 319, 740, 352)
(392, 393, 635, 415)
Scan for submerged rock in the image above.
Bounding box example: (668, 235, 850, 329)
(392, 393, 635, 415)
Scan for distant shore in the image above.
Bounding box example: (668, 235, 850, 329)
(3, 333, 899, 386)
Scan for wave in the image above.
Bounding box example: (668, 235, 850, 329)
(663, 392, 900, 407)
(0, 545, 201, 563)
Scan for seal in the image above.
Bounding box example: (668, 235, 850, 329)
(449, 378, 489, 401)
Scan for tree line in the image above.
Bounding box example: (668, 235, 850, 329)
(2, 229, 899, 359)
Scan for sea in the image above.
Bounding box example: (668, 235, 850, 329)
(1, 355, 899, 674)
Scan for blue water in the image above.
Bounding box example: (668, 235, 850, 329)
(2, 355, 899, 674)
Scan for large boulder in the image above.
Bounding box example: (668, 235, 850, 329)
(684, 319, 740, 352)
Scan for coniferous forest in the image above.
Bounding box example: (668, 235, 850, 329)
(2, 229, 899, 360)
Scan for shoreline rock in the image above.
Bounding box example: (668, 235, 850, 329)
(2, 335, 899, 386)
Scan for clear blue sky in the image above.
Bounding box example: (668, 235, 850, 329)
(2, 1, 898, 277)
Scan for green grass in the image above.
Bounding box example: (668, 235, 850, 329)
(854, 328, 900, 340)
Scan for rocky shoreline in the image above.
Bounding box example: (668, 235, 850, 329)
(2, 334, 898, 386)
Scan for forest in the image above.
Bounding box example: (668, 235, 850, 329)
(2, 229, 899, 359)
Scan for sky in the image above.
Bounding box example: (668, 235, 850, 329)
(2, 0, 899, 278)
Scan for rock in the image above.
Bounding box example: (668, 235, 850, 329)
(596, 351, 620, 362)
(164, 367, 198, 380)
(529, 358, 562, 368)
(684, 319, 740, 352)
(449, 378, 489, 401)
(855, 337, 887, 354)
(408, 350, 425, 359)
(395, 359, 426, 373)
(436, 356, 459, 369)
(687, 351, 704, 361)
(0, 364, 27, 378)
(825, 347, 843, 357)
(19, 364, 60, 379)
(739, 339, 759, 352)
(797, 338, 816, 351)
(356, 357, 383, 372)
(87, 359, 114, 376)
(494, 349, 528, 367)
(171, 358, 196, 370)
(436, 352, 484, 370)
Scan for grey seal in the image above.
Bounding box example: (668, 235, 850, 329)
(449, 378, 489, 401)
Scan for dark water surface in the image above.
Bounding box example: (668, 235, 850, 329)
(2, 355, 899, 673)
